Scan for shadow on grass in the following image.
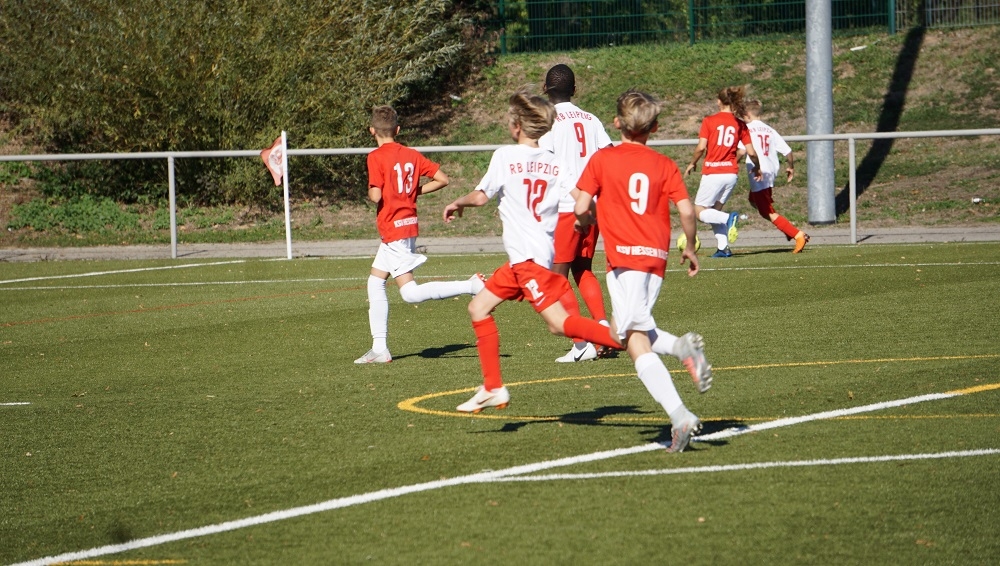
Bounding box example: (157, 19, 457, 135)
(481, 405, 746, 448)
(835, 26, 926, 216)
(394, 343, 488, 361)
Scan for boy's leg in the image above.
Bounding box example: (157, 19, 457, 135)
(356, 269, 392, 364)
(395, 271, 484, 303)
(554, 287, 597, 362)
(457, 269, 512, 413)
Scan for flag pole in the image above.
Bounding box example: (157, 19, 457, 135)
(280, 130, 292, 260)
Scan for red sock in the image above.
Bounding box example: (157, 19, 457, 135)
(562, 315, 619, 349)
(473, 317, 503, 391)
(575, 270, 607, 322)
(772, 215, 799, 239)
(558, 289, 586, 346)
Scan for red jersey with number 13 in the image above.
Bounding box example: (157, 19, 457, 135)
(577, 143, 689, 277)
(367, 142, 440, 243)
(698, 111, 751, 175)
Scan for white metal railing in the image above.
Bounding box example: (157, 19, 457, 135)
(2, 128, 999, 257)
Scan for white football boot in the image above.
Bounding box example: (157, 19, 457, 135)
(555, 342, 597, 363)
(354, 349, 392, 364)
(456, 385, 510, 413)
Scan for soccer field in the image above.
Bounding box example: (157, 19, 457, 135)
(2, 243, 999, 565)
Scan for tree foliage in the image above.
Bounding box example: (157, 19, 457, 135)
(0, 0, 474, 205)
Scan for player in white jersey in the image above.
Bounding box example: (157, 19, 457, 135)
(738, 99, 809, 253)
(538, 63, 616, 363)
(443, 90, 621, 414)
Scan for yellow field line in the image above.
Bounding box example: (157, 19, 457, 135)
(397, 354, 1000, 421)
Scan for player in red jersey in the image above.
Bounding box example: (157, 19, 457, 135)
(684, 86, 762, 258)
(575, 89, 713, 453)
(442, 90, 621, 414)
(355, 106, 485, 365)
(539, 64, 615, 363)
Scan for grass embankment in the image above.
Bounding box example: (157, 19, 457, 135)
(2, 26, 998, 248)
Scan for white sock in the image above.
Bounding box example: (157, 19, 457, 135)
(699, 208, 729, 225)
(649, 329, 679, 358)
(713, 227, 728, 250)
(635, 352, 684, 416)
(398, 279, 473, 303)
(367, 275, 389, 351)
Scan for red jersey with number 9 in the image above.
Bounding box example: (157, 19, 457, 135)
(367, 142, 440, 243)
(698, 111, 751, 175)
(577, 143, 689, 277)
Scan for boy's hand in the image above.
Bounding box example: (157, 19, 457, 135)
(684, 162, 697, 176)
(680, 248, 700, 277)
(785, 167, 795, 183)
(751, 165, 763, 182)
(443, 202, 464, 223)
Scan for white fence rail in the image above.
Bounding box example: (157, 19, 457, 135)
(2, 128, 999, 258)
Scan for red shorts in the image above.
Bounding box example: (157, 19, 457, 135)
(553, 212, 599, 264)
(484, 260, 571, 313)
(748, 188, 776, 218)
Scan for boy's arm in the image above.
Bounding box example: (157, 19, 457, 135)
(684, 139, 708, 175)
(784, 151, 795, 183)
(743, 144, 763, 182)
(675, 198, 700, 277)
(443, 189, 489, 222)
(573, 188, 596, 229)
(367, 185, 382, 205)
(418, 169, 449, 195)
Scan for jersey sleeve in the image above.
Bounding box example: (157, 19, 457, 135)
(415, 151, 440, 180)
(698, 118, 711, 140)
(773, 132, 792, 157)
(474, 149, 505, 200)
(366, 152, 384, 189)
(737, 119, 752, 145)
(596, 124, 613, 149)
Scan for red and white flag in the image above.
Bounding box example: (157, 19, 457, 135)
(260, 135, 284, 186)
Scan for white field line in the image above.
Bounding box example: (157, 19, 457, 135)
(0, 261, 249, 285)
(9, 386, 986, 566)
(1, 402, 31, 406)
(2, 260, 998, 292)
(493, 448, 1000, 483)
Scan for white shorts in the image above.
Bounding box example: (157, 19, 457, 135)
(606, 268, 663, 341)
(371, 237, 427, 278)
(694, 173, 738, 207)
(746, 163, 776, 193)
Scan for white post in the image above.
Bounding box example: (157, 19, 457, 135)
(281, 131, 292, 260)
(849, 137, 857, 245)
(168, 156, 178, 259)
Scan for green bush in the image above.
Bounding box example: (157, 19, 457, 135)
(0, 0, 480, 206)
(8, 195, 141, 232)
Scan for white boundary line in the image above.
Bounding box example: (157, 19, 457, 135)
(9, 386, 992, 566)
(2, 260, 998, 292)
(0, 261, 248, 285)
(1, 402, 31, 406)
(493, 449, 1000, 483)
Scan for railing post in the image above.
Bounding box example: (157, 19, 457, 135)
(849, 137, 858, 245)
(888, 0, 896, 34)
(499, 0, 507, 55)
(168, 156, 178, 259)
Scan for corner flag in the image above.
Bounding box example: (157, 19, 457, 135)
(261, 135, 285, 186)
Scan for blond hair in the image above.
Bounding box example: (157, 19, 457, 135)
(616, 89, 661, 137)
(508, 89, 555, 140)
(370, 105, 398, 137)
(743, 98, 763, 119)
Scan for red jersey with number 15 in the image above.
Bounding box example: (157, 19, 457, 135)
(367, 142, 440, 243)
(698, 111, 751, 175)
(577, 143, 689, 277)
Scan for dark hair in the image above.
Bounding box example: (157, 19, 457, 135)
(544, 64, 575, 101)
(370, 105, 398, 137)
(717, 85, 748, 119)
